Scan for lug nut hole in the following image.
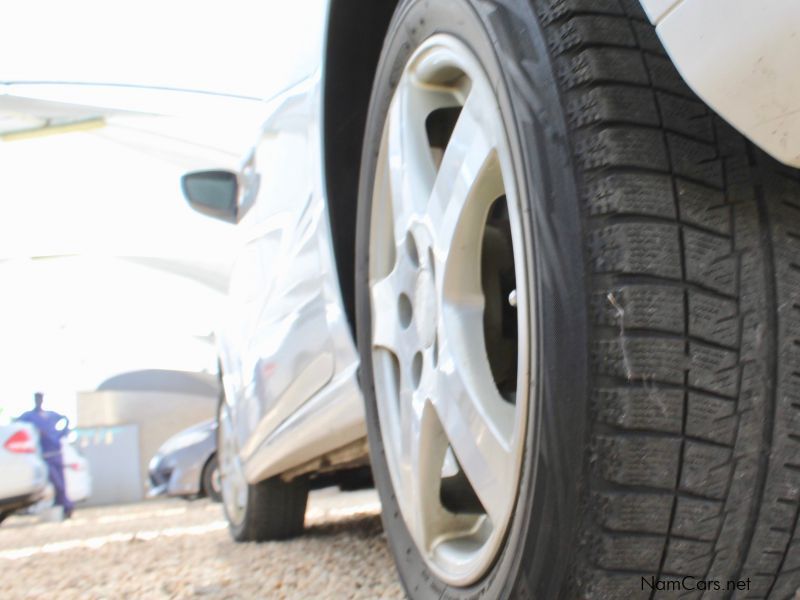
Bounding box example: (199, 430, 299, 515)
(406, 233, 420, 267)
(399, 293, 413, 329)
(412, 352, 423, 389)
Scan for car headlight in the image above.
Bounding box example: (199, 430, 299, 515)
(148, 453, 163, 473)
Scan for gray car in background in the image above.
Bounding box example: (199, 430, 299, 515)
(148, 419, 220, 502)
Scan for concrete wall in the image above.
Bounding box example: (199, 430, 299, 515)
(76, 390, 217, 499)
(74, 425, 142, 506)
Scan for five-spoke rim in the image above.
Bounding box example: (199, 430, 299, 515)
(368, 35, 532, 585)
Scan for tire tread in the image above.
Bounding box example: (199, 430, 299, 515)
(528, 0, 800, 596)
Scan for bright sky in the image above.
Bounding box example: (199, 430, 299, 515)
(0, 0, 328, 423)
(0, 1, 325, 99)
(0, 257, 225, 423)
(0, 128, 236, 424)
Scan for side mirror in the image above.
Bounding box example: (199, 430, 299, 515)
(181, 160, 259, 224)
(181, 170, 239, 223)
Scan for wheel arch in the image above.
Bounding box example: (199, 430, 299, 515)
(322, 0, 399, 335)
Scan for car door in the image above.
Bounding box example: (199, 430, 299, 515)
(222, 84, 337, 455)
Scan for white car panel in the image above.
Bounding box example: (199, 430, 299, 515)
(648, 0, 800, 167)
(63, 442, 92, 504)
(637, 0, 681, 23)
(0, 423, 48, 502)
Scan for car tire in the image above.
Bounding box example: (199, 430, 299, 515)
(0, 511, 8, 525)
(226, 475, 309, 542)
(217, 396, 309, 542)
(355, 0, 800, 597)
(201, 454, 222, 503)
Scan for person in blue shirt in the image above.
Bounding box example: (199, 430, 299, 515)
(17, 392, 74, 519)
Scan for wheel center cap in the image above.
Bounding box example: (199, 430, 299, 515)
(414, 268, 437, 348)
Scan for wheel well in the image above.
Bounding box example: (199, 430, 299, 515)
(323, 0, 399, 335)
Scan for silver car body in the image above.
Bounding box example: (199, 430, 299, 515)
(2, 0, 799, 484)
(215, 72, 366, 484)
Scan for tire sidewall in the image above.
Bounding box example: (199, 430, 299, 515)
(355, 0, 589, 597)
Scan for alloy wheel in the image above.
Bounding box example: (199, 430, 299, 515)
(367, 34, 533, 586)
(218, 402, 248, 527)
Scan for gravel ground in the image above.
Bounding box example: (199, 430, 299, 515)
(0, 489, 404, 599)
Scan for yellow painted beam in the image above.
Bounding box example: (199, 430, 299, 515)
(1, 117, 106, 142)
